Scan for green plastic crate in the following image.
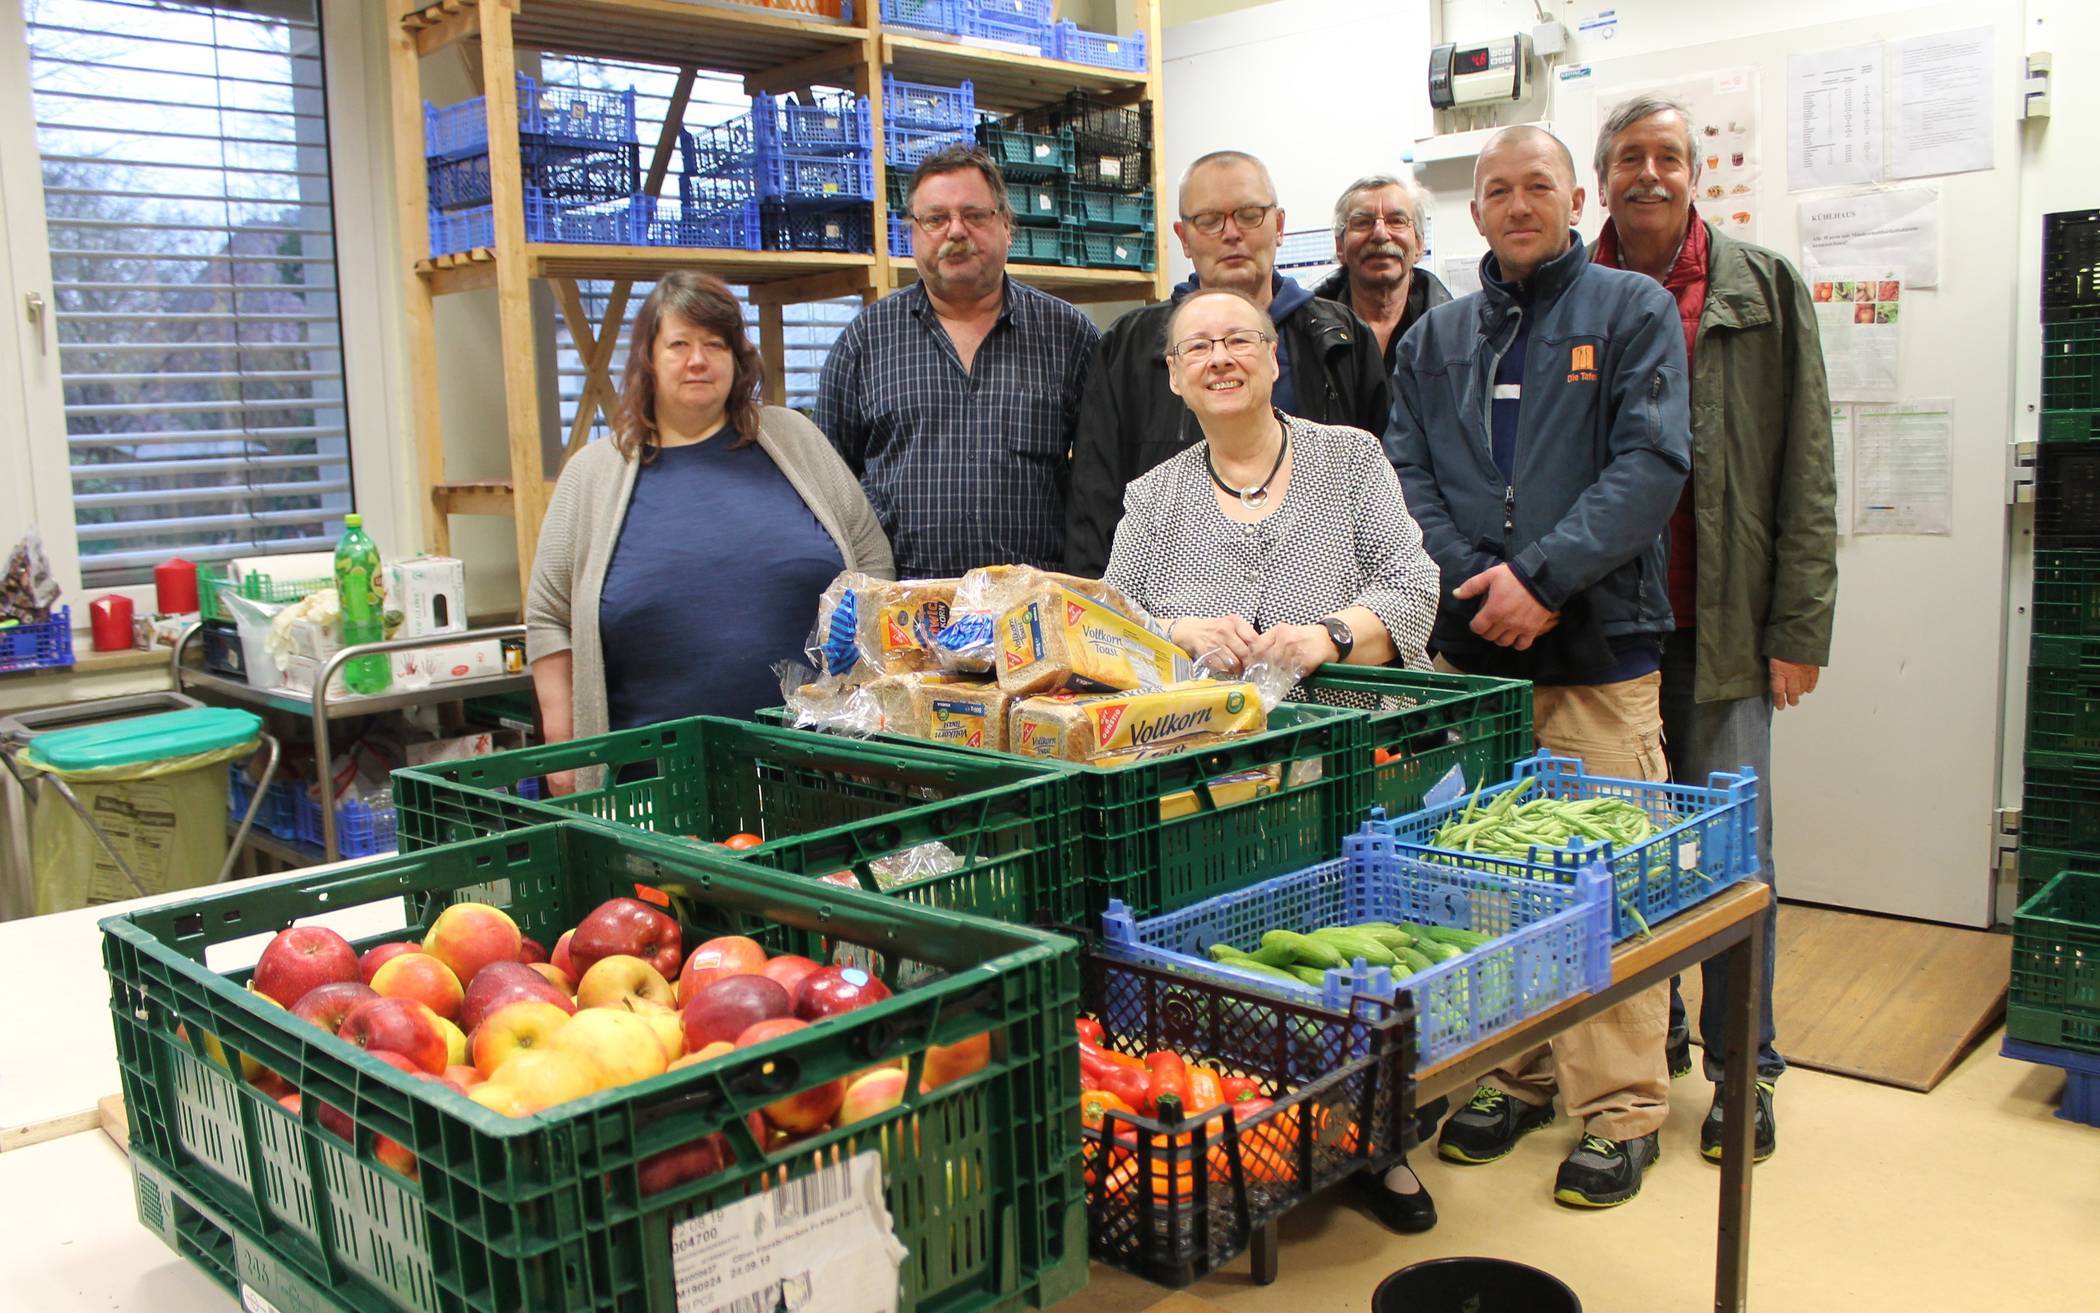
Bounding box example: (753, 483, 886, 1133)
(2041, 409, 2100, 445)
(103, 821, 1087, 1313)
(2033, 548, 2100, 639)
(2023, 751, 2100, 852)
(2020, 844, 2100, 904)
(1007, 175, 1062, 226)
(2044, 317, 2100, 412)
(2008, 868, 2100, 1055)
(2027, 636, 2100, 756)
(392, 715, 1083, 927)
(759, 701, 1370, 922)
(198, 561, 332, 624)
(1297, 665, 1534, 817)
(1008, 222, 1065, 264)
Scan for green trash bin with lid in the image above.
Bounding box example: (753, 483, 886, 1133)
(18, 707, 263, 914)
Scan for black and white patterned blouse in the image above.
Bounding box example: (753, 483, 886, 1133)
(1102, 415, 1440, 686)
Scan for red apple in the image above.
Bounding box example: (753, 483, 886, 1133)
(276, 1091, 303, 1117)
(551, 930, 576, 979)
(735, 1016, 810, 1048)
(793, 966, 893, 1023)
(837, 1066, 909, 1126)
(291, 981, 380, 1033)
(721, 832, 763, 850)
(638, 1132, 735, 1195)
(922, 1031, 993, 1091)
(315, 1049, 420, 1140)
(759, 954, 823, 998)
(338, 997, 448, 1074)
(370, 952, 466, 1022)
(424, 902, 523, 990)
(674, 935, 770, 1006)
(460, 960, 574, 1033)
(358, 940, 421, 985)
(443, 1064, 486, 1089)
(252, 925, 359, 1007)
(569, 897, 683, 981)
(681, 975, 791, 1052)
(518, 936, 548, 965)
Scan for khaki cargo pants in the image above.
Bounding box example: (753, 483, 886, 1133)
(1441, 663, 1673, 1139)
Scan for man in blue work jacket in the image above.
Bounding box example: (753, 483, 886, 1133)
(1388, 124, 1692, 1209)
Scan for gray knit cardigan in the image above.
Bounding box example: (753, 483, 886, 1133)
(525, 406, 895, 745)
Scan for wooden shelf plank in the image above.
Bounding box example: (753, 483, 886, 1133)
(433, 480, 516, 516)
(886, 256, 1159, 304)
(527, 242, 874, 290)
(882, 33, 1146, 112)
(509, 0, 865, 74)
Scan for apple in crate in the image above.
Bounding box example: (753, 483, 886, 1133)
(518, 936, 548, 965)
(468, 1082, 531, 1117)
(554, 1009, 669, 1086)
(670, 1040, 737, 1071)
(358, 940, 421, 985)
(793, 966, 892, 1023)
(529, 963, 575, 996)
(569, 897, 682, 980)
(252, 925, 358, 1007)
(425, 902, 523, 989)
(837, 1067, 908, 1127)
(290, 981, 378, 1033)
(433, 1015, 469, 1068)
(682, 975, 791, 1052)
(489, 1049, 601, 1114)
(575, 955, 675, 1012)
(638, 1132, 734, 1196)
(675, 935, 769, 1005)
(923, 1031, 993, 1091)
(736, 1018, 844, 1132)
(460, 960, 574, 1033)
(471, 999, 572, 1078)
(370, 952, 465, 1022)
(759, 954, 823, 998)
(551, 930, 577, 979)
(338, 997, 448, 1074)
(443, 1063, 485, 1089)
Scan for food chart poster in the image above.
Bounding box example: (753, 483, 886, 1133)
(1602, 68, 1762, 244)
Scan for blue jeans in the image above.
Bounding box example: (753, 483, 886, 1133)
(1661, 635, 1785, 1085)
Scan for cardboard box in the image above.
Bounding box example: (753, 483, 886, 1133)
(388, 556, 466, 638)
(402, 728, 525, 767)
(390, 636, 521, 688)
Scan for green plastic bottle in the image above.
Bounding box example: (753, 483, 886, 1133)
(334, 512, 391, 695)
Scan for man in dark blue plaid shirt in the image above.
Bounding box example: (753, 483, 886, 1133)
(816, 147, 1100, 578)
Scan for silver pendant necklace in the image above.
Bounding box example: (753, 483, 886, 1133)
(1206, 411, 1290, 509)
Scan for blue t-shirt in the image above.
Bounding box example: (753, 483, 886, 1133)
(599, 434, 845, 729)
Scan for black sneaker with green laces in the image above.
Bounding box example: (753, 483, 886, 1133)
(1553, 1130, 1661, 1208)
(1699, 1081, 1777, 1162)
(1435, 1085, 1556, 1165)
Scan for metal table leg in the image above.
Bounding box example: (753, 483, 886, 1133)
(1714, 902, 1766, 1312)
(1250, 1218, 1279, 1285)
(220, 733, 280, 883)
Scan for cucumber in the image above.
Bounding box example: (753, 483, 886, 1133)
(1396, 945, 1436, 974)
(1354, 925, 1417, 950)
(1287, 964, 1332, 987)
(1207, 942, 1251, 962)
(1248, 942, 1300, 968)
(1218, 958, 1304, 985)
(1423, 926, 1493, 950)
(1310, 930, 1398, 968)
(1262, 929, 1345, 970)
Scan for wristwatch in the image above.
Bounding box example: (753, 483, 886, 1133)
(1319, 616, 1355, 663)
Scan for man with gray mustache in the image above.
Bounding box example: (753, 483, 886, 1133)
(1589, 94, 1837, 1167)
(1312, 170, 1451, 372)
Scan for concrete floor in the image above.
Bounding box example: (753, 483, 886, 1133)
(1084, 1028, 2100, 1312)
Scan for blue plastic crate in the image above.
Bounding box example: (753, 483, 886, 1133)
(1053, 20, 1148, 71)
(2001, 1037, 2100, 1127)
(0, 605, 74, 674)
(977, 0, 1053, 22)
(227, 763, 301, 843)
(428, 203, 492, 255)
(680, 119, 759, 180)
(1374, 751, 1760, 942)
(426, 136, 640, 212)
(424, 74, 636, 162)
(754, 92, 873, 157)
(295, 789, 398, 858)
(880, 0, 967, 34)
(1100, 822, 1613, 1068)
(882, 74, 975, 131)
(967, 8, 1049, 52)
(1065, 182, 1155, 232)
(528, 191, 647, 245)
(888, 213, 914, 257)
(641, 197, 763, 251)
(759, 199, 874, 253)
(886, 122, 975, 169)
(756, 148, 875, 201)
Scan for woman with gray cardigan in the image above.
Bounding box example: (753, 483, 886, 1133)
(526, 272, 892, 791)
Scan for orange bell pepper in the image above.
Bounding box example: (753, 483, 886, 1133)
(1079, 1089, 1136, 1131)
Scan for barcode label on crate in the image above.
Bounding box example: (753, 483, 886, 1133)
(671, 1150, 905, 1313)
(1678, 841, 1701, 871)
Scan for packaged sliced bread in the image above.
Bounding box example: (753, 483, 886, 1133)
(937, 565, 1144, 674)
(912, 680, 1016, 752)
(1009, 680, 1266, 762)
(809, 573, 959, 681)
(997, 583, 1192, 696)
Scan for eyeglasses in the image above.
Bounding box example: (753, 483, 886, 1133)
(1181, 204, 1277, 236)
(1345, 210, 1416, 234)
(1168, 328, 1274, 363)
(912, 207, 1004, 234)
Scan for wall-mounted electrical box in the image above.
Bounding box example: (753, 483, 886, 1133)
(1428, 34, 1531, 109)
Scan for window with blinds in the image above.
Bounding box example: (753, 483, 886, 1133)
(540, 56, 860, 438)
(25, 0, 351, 585)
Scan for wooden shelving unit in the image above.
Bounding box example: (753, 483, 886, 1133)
(390, 0, 1168, 593)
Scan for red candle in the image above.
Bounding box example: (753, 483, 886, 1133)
(154, 557, 199, 614)
(90, 594, 135, 652)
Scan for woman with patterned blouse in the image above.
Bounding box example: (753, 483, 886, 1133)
(1101, 286, 1444, 1235)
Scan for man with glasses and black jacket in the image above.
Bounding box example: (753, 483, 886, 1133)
(1063, 151, 1390, 575)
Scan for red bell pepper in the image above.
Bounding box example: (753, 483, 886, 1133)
(1144, 1051, 1189, 1113)
(1219, 1075, 1262, 1104)
(1079, 1045, 1153, 1112)
(1074, 1017, 1105, 1046)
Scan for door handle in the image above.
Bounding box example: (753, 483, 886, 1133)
(24, 291, 47, 356)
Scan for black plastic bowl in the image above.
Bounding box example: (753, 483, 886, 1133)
(1372, 1257, 1582, 1313)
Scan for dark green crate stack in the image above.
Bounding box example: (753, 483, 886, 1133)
(980, 91, 1157, 273)
(2008, 869, 2100, 1054)
(2025, 208, 2100, 904)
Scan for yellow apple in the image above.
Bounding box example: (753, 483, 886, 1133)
(575, 955, 675, 1012)
(467, 1081, 532, 1117)
(490, 1049, 600, 1113)
(470, 999, 571, 1079)
(553, 1009, 669, 1087)
(433, 1015, 469, 1068)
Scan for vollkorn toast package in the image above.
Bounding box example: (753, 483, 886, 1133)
(913, 680, 1016, 752)
(997, 584, 1193, 696)
(1009, 680, 1266, 762)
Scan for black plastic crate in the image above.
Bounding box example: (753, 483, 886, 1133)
(2044, 209, 2100, 314)
(1009, 91, 1149, 155)
(759, 198, 874, 253)
(2033, 548, 2100, 638)
(2043, 317, 2100, 412)
(2025, 751, 2100, 852)
(2028, 636, 2100, 756)
(2038, 443, 2100, 549)
(1072, 142, 1150, 194)
(1078, 953, 1412, 1288)
(426, 135, 640, 212)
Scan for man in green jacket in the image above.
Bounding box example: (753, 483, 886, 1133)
(1589, 95, 1838, 1163)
